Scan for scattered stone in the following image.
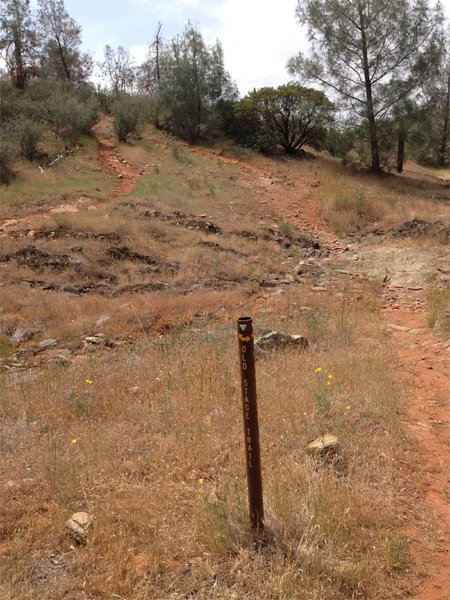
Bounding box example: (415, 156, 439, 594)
(142, 209, 223, 234)
(303, 247, 330, 259)
(65, 511, 93, 542)
(261, 226, 320, 250)
(107, 245, 160, 265)
(255, 331, 308, 351)
(38, 339, 57, 348)
(2, 245, 80, 271)
(307, 434, 339, 455)
(392, 218, 450, 240)
(84, 333, 108, 346)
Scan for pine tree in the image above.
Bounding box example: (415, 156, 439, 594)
(158, 24, 237, 141)
(289, 0, 442, 172)
(37, 0, 92, 83)
(0, 0, 39, 89)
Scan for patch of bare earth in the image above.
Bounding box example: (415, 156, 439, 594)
(1, 125, 449, 598)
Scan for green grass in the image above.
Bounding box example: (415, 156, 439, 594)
(0, 137, 116, 219)
(125, 140, 239, 215)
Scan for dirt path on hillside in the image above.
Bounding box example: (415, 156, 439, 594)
(170, 135, 450, 595)
(269, 188, 450, 596)
(385, 292, 450, 599)
(0, 116, 137, 233)
(1, 127, 448, 596)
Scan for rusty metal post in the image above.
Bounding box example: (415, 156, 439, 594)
(237, 316, 264, 532)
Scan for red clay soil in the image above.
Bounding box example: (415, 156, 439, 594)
(384, 301, 450, 600)
(96, 137, 136, 197)
(1, 128, 449, 597)
(188, 140, 450, 597)
(271, 187, 450, 599)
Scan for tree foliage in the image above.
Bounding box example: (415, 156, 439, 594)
(158, 24, 237, 141)
(100, 45, 135, 95)
(111, 94, 151, 142)
(235, 84, 333, 155)
(37, 0, 92, 83)
(0, 0, 39, 89)
(289, 0, 443, 172)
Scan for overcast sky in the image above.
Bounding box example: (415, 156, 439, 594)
(56, 0, 450, 95)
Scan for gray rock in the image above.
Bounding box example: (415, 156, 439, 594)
(255, 331, 308, 351)
(38, 339, 57, 348)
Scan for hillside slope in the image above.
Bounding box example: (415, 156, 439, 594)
(0, 117, 449, 599)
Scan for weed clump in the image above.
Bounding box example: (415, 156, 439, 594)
(0, 139, 17, 184)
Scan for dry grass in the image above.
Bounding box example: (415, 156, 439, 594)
(1, 122, 444, 599)
(427, 280, 450, 333)
(308, 158, 450, 235)
(0, 283, 414, 599)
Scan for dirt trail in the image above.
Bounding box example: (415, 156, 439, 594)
(385, 292, 450, 599)
(274, 193, 450, 597)
(276, 207, 450, 596)
(0, 116, 137, 233)
(1, 125, 448, 596)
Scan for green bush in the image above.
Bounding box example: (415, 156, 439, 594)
(46, 92, 99, 144)
(7, 117, 44, 161)
(0, 82, 22, 123)
(0, 139, 17, 184)
(111, 94, 151, 142)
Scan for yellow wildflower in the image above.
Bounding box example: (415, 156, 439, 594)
(345, 405, 351, 411)
(326, 381, 331, 386)
(328, 374, 333, 379)
(314, 367, 322, 373)
(71, 439, 77, 445)
(198, 478, 204, 485)
(85, 378, 93, 385)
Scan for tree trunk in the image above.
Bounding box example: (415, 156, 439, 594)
(359, 6, 381, 173)
(438, 69, 450, 167)
(397, 126, 405, 173)
(155, 22, 162, 82)
(13, 28, 25, 89)
(56, 35, 72, 81)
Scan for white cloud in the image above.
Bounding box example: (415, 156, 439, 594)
(131, 0, 307, 94)
(215, 0, 305, 94)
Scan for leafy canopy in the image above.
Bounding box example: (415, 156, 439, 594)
(236, 84, 333, 155)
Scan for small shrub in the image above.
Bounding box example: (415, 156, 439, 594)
(6, 117, 44, 161)
(46, 92, 99, 144)
(0, 81, 22, 122)
(0, 140, 17, 184)
(111, 95, 151, 142)
(386, 535, 409, 569)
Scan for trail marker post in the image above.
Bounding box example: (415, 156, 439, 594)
(237, 316, 264, 532)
